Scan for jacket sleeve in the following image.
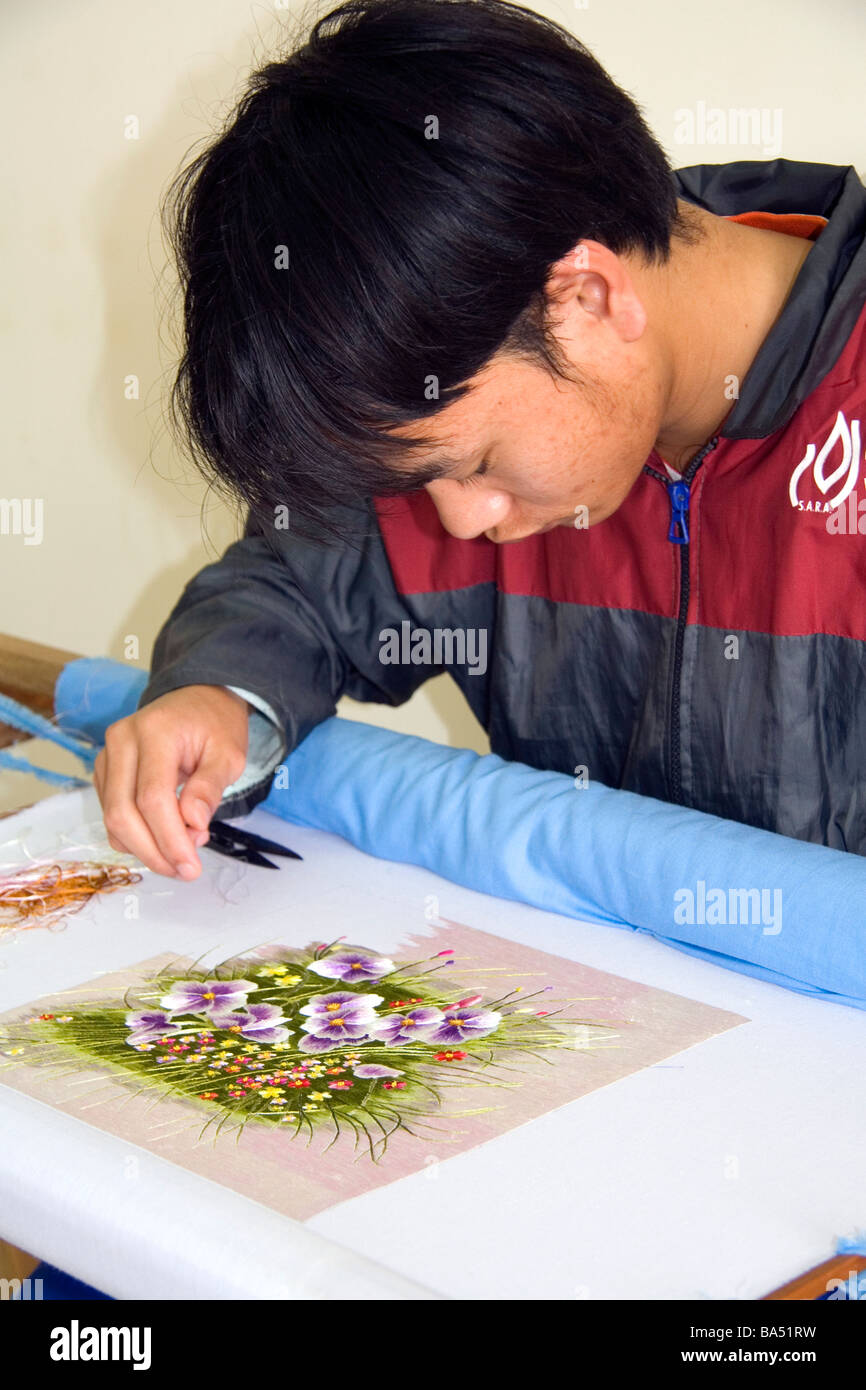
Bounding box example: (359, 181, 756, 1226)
(137, 504, 434, 816)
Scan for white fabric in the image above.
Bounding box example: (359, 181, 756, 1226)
(222, 686, 285, 798)
(0, 788, 862, 1300)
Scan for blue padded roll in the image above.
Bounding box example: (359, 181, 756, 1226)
(54, 657, 866, 1009)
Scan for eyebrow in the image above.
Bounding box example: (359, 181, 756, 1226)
(397, 453, 467, 484)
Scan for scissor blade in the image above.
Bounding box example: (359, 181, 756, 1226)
(224, 825, 303, 860)
(235, 848, 280, 869)
(204, 839, 279, 870)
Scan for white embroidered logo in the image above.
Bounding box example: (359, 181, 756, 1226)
(789, 410, 862, 512)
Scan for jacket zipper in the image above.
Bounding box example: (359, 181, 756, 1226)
(642, 436, 719, 804)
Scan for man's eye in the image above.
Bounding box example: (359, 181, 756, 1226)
(456, 459, 491, 488)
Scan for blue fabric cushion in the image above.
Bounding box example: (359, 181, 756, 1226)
(55, 657, 866, 1010)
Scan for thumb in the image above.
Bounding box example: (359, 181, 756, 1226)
(178, 751, 239, 832)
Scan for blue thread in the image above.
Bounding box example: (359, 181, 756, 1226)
(0, 749, 89, 789)
(0, 691, 97, 770)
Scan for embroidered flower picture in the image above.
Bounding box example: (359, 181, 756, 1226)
(0, 934, 616, 1158)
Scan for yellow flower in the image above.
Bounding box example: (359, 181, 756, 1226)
(309, 1090, 332, 1101)
(260, 1086, 284, 1098)
(257, 965, 288, 977)
(272, 1042, 292, 1052)
(302, 1104, 320, 1112)
(7, 1047, 25, 1056)
(279, 975, 302, 985)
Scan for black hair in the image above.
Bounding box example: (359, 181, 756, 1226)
(164, 0, 701, 538)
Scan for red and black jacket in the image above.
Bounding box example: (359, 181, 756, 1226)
(142, 159, 866, 853)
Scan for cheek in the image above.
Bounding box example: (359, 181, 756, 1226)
(496, 363, 658, 507)
(502, 404, 595, 502)
(568, 385, 659, 497)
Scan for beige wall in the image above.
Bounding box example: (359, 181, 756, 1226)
(2, 0, 863, 754)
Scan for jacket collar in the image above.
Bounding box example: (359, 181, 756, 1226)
(674, 159, 866, 439)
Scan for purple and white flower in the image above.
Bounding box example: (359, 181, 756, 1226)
(210, 1003, 291, 1045)
(297, 1034, 339, 1053)
(297, 993, 380, 1049)
(300, 990, 382, 1032)
(158, 979, 258, 1016)
(124, 1010, 179, 1048)
(307, 950, 395, 983)
(426, 1007, 502, 1045)
(352, 1063, 404, 1079)
(371, 1007, 445, 1045)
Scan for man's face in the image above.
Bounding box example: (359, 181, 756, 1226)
(389, 247, 668, 543)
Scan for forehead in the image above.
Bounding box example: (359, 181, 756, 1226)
(386, 354, 531, 463)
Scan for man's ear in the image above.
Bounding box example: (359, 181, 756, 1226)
(545, 241, 647, 342)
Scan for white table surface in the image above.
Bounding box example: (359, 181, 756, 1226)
(0, 787, 863, 1300)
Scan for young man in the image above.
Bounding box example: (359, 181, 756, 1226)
(94, 0, 866, 878)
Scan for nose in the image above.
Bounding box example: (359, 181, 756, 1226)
(425, 480, 512, 540)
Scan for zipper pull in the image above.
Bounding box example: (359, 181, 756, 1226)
(667, 480, 690, 544)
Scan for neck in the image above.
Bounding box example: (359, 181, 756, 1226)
(645, 202, 813, 472)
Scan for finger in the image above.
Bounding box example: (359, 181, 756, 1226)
(133, 740, 211, 879)
(177, 743, 246, 832)
(100, 730, 186, 878)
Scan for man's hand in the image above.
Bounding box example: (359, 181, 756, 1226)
(93, 685, 250, 879)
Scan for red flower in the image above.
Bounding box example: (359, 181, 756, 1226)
(39, 1014, 54, 1021)
(383, 1080, 406, 1090)
(288, 1079, 311, 1089)
(434, 1050, 467, 1062)
(328, 1079, 353, 1090)
(199, 1091, 218, 1100)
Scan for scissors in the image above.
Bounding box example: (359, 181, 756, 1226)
(204, 819, 303, 870)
